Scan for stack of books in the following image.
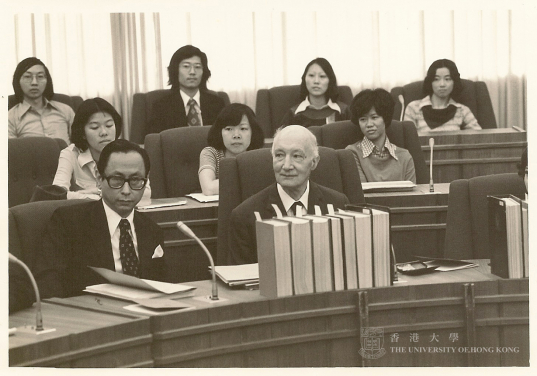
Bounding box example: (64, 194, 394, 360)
(255, 204, 392, 299)
(488, 195, 529, 279)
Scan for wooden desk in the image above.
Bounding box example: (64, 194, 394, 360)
(365, 183, 449, 262)
(10, 262, 528, 367)
(9, 303, 152, 367)
(419, 128, 527, 183)
(138, 187, 450, 281)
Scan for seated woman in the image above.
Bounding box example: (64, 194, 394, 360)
(53, 97, 151, 199)
(404, 59, 482, 132)
(199, 103, 265, 195)
(281, 57, 350, 127)
(346, 89, 416, 183)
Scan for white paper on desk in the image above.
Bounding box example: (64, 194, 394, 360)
(136, 199, 187, 210)
(124, 302, 195, 315)
(423, 261, 478, 272)
(186, 193, 219, 202)
(362, 181, 416, 192)
(133, 298, 194, 309)
(89, 266, 195, 294)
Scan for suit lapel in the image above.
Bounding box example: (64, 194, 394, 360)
(173, 91, 187, 127)
(307, 181, 326, 214)
(265, 184, 287, 217)
(89, 201, 115, 270)
(134, 213, 153, 275)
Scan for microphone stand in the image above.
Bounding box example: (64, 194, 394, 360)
(9, 254, 55, 334)
(398, 95, 405, 122)
(176, 221, 221, 302)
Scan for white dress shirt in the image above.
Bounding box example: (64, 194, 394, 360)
(102, 200, 139, 273)
(277, 181, 310, 216)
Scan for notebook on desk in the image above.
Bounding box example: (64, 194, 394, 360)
(209, 263, 259, 287)
(186, 193, 219, 202)
(85, 267, 196, 301)
(362, 181, 416, 192)
(136, 198, 187, 210)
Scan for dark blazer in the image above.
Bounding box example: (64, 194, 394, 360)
(147, 89, 226, 134)
(35, 200, 166, 299)
(228, 182, 350, 265)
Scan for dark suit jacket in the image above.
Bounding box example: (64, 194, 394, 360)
(147, 89, 226, 134)
(35, 200, 166, 299)
(228, 182, 350, 265)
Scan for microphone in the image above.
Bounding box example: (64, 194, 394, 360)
(176, 221, 218, 301)
(9, 253, 53, 334)
(429, 137, 435, 192)
(398, 95, 405, 122)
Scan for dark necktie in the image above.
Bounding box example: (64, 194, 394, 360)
(187, 98, 201, 126)
(119, 219, 140, 277)
(289, 201, 305, 216)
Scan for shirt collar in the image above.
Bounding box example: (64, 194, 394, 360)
(418, 96, 461, 110)
(294, 97, 341, 114)
(77, 147, 96, 169)
(360, 136, 398, 160)
(102, 199, 135, 238)
(17, 98, 57, 119)
(277, 181, 310, 214)
(180, 89, 201, 109)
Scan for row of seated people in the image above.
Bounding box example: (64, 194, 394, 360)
(8, 50, 422, 205)
(9, 132, 528, 313)
(8, 46, 497, 147)
(10, 88, 417, 206)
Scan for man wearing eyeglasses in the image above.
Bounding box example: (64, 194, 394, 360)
(35, 140, 167, 299)
(8, 57, 74, 144)
(147, 45, 226, 134)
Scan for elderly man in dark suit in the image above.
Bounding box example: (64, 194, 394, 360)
(148, 45, 225, 133)
(228, 125, 350, 265)
(35, 140, 167, 299)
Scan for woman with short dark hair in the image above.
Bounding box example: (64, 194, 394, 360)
(281, 57, 350, 127)
(404, 59, 481, 132)
(53, 97, 151, 199)
(346, 89, 416, 183)
(199, 103, 265, 195)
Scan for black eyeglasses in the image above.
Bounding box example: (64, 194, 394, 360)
(102, 175, 147, 190)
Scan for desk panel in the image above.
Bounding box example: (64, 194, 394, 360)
(419, 128, 527, 183)
(138, 198, 218, 283)
(365, 184, 449, 262)
(9, 303, 152, 367)
(10, 263, 528, 367)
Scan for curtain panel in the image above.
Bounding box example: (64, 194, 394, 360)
(10, 10, 528, 138)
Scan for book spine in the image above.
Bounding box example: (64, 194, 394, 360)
(488, 198, 509, 278)
(290, 222, 314, 295)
